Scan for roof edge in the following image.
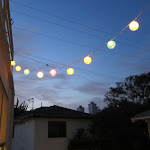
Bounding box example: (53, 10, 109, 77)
(14, 114, 93, 124)
(131, 116, 150, 122)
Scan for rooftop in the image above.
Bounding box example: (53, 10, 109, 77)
(15, 105, 93, 122)
(131, 110, 150, 122)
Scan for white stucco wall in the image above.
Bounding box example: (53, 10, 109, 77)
(34, 118, 91, 150)
(12, 117, 91, 150)
(12, 120, 35, 150)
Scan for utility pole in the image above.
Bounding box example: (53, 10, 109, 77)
(28, 98, 34, 110)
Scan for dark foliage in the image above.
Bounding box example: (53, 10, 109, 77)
(70, 72, 150, 150)
(92, 105, 150, 150)
(104, 72, 150, 107)
(69, 128, 98, 150)
(92, 72, 150, 150)
(14, 98, 28, 117)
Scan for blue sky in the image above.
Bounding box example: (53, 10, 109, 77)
(10, 0, 150, 112)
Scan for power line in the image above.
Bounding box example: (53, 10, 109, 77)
(75, 67, 120, 80)
(14, 94, 36, 109)
(10, 0, 149, 47)
(11, 9, 150, 52)
(11, 3, 150, 79)
(15, 51, 63, 68)
(11, 2, 150, 55)
(75, 74, 115, 84)
(11, 4, 150, 60)
(15, 94, 29, 101)
(14, 45, 150, 64)
(11, 23, 150, 69)
(56, 4, 150, 69)
(14, 49, 65, 67)
(14, 50, 122, 80)
(9, 0, 149, 45)
(14, 48, 150, 80)
(12, 26, 150, 64)
(9, 0, 122, 36)
(13, 26, 95, 49)
(11, 10, 110, 41)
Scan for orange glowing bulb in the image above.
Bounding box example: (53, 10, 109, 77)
(37, 71, 44, 78)
(50, 69, 57, 77)
(129, 21, 139, 31)
(84, 56, 92, 64)
(15, 66, 21, 72)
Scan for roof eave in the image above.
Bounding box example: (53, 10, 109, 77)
(131, 116, 150, 122)
(14, 114, 93, 124)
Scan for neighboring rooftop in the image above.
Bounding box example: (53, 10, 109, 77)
(15, 105, 93, 122)
(131, 110, 150, 122)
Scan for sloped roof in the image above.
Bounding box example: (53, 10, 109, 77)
(131, 110, 150, 122)
(15, 105, 93, 122)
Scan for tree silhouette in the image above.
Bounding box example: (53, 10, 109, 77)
(91, 72, 150, 150)
(14, 98, 28, 117)
(104, 72, 150, 107)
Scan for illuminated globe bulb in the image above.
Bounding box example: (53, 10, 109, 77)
(129, 21, 139, 31)
(67, 68, 74, 75)
(37, 71, 44, 78)
(107, 41, 116, 49)
(15, 66, 21, 72)
(24, 69, 30, 75)
(11, 61, 16, 66)
(50, 69, 57, 77)
(84, 56, 92, 64)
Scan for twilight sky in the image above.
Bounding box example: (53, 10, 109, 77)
(10, 0, 150, 112)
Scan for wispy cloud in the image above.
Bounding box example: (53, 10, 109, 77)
(117, 58, 150, 74)
(12, 29, 34, 50)
(75, 81, 110, 96)
(90, 97, 107, 109)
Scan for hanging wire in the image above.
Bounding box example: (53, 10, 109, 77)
(11, 3, 150, 78)
(9, 0, 150, 45)
(55, 4, 150, 70)
(11, 10, 150, 52)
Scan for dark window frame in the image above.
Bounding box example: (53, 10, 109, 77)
(48, 121, 67, 138)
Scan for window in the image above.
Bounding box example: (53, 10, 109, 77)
(48, 121, 66, 138)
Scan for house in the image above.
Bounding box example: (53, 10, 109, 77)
(0, 0, 14, 150)
(12, 105, 93, 150)
(131, 110, 150, 139)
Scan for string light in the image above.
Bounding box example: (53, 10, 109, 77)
(107, 41, 116, 49)
(15, 66, 21, 72)
(12, 4, 149, 79)
(50, 69, 57, 76)
(129, 21, 139, 31)
(84, 56, 92, 64)
(11, 60, 16, 66)
(67, 68, 74, 75)
(37, 71, 44, 78)
(24, 69, 30, 75)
